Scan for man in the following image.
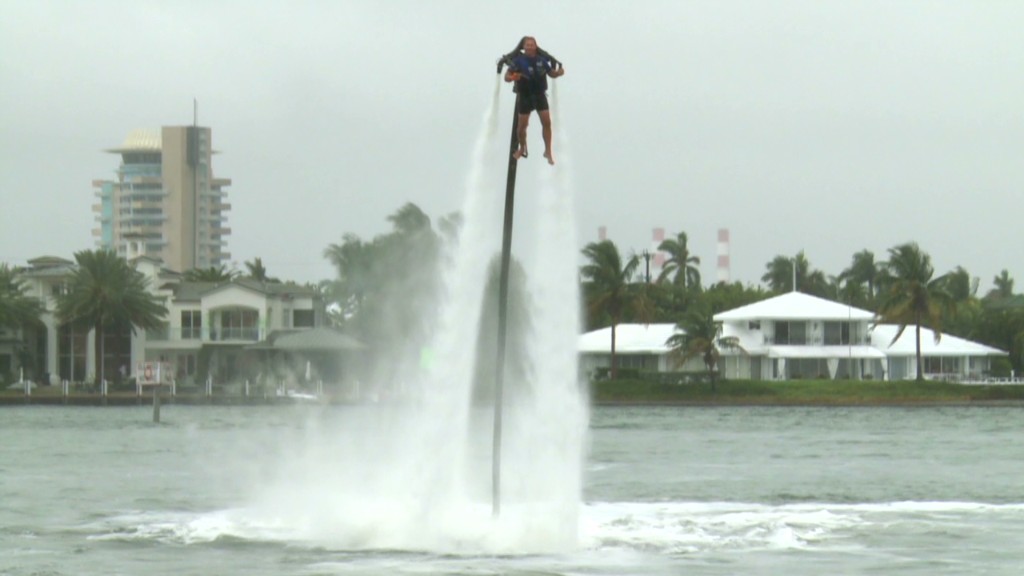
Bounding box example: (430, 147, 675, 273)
(503, 37, 565, 165)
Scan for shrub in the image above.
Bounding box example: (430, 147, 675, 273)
(989, 357, 1013, 377)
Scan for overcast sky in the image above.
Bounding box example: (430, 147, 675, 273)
(2, 1, 1021, 292)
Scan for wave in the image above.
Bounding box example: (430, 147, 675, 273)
(81, 500, 1024, 556)
(581, 500, 1024, 554)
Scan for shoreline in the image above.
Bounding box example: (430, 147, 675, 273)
(3, 395, 1023, 408)
(593, 399, 1024, 408)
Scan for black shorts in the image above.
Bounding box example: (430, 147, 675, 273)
(517, 92, 549, 115)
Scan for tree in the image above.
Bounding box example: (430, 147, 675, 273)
(656, 231, 701, 290)
(762, 251, 829, 296)
(323, 233, 374, 319)
(840, 250, 881, 305)
(387, 202, 432, 236)
(0, 264, 41, 329)
(976, 299, 1024, 374)
(183, 265, 236, 283)
(941, 266, 977, 303)
(665, 305, 741, 392)
(321, 203, 447, 387)
(986, 269, 1015, 301)
(874, 243, 955, 381)
(580, 239, 651, 379)
(836, 276, 870, 309)
(243, 257, 277, 283)
(56, 250, 167, 385)
(699, 281, 768, 313)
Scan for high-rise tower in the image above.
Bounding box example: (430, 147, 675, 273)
(93, 126, 232, 272)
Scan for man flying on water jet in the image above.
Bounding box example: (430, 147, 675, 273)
(502, 36, 565, 165)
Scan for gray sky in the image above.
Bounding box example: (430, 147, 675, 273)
(2, 0, 1021, 292)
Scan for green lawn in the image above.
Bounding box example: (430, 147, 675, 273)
(592, 378, 1024, 405)
(5, 380, 1024, 406)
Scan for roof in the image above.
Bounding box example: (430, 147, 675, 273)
(578, 323, 680, 354)
(870, 324, 1006, 357)
(21, 256, 75, 278)
(106, 129, 161, 153)
(715, 292, 875, 322)
(172, 279, 317, 302)
(27, 256, 74, 268)
(172, 282, 219, 302)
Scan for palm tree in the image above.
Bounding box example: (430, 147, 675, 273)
(874, 243, 955, 381)
(243, 257, 276, 283)
(580, 240, 651, 379)
(941, 266, 977, 303)
(840, 250, 880, 303)
(183, 265, 236, 283)
(762, 251, 827, 296)
(986, 269, 1015, 300)
(656, 231, 701, 290)
(837, 277, 869, 309)
(323, 233, 374, 319)
(57, 250, 167, 385)
(387, 202, 432, 236)
(0, 263, 41, 329)
(665, 305, 741, 392)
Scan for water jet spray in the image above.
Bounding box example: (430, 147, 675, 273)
(493, 38, 563, 517)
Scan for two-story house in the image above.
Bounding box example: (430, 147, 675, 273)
(12, 254, 326, 386)
(713, 292, 885, 380)
(131, 257, 324, 385)
(578, 292, 1006, 382)
(713, 292, 1005, 381)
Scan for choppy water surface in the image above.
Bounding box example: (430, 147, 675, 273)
(2, 405, 1023, 575)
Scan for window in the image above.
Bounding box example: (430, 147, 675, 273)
(293, 309, 314, 328)
(217, 309, 259, 340)
(181, 310, 202, 339)
(181, 354, 197, 377)
(774, 321, 806, 345)
(618, 355, 656, 371)
(824, 321, 851, 345)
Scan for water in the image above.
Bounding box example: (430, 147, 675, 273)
(6, 91, 1021, 574)
(161, 81, 588, 559)
(2, 405, 1023, 575)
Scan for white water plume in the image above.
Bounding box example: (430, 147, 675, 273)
(248, 78, 586, 554)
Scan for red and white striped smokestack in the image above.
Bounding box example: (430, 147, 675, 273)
(651, 227, 666, 269)
(598, 226, 607, 241)
(716, 228, 731, 283)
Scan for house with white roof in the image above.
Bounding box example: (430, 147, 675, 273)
(577, 291, 1007, 382)
(577, 323, 702, 378)
(713, 292, 885, 380)
(10, 254, 331, 386)
(870, 324, 1005, 381)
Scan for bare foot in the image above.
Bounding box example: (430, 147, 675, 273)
(512, 147, 525, 160)
(544, 150, 555, 165)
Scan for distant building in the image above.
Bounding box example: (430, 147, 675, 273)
(10, 255, 337, 386)
(578, 323, 704, 378)
(93, 127, 232, 272)
(578, 292, 1008, 382)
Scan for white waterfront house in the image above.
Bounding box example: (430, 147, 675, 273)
(869, 324, 1006, 381)
(10, 254, 327, 386)
(578, 323, 702, 378)
(713, 292, 885, 380)
(578, 292, 1007, 382)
